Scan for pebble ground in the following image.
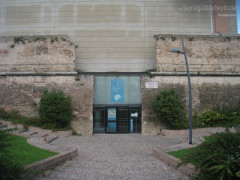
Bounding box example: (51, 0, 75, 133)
(35, 134, 190, 180)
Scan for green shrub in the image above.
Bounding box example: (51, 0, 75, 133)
(0, 108, 41, 128)
(0, 108, 8, 119)
(179, 130, 240, 180)
(192, 112, 205, 128)
(39, 90, 72, 129)
(152, 89, 187, 129)
(201, 110, 226, 127)
(192, 100, 240, 129)
(0, 128, 24, 180)
(0, 109, 19, 121)
(213, 103, 240, 126)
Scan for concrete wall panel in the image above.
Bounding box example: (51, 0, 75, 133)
(0, 0, 232, 72)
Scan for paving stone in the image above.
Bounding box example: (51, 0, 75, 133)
(45, 135, 58, 143)
(35, 135, 189, 180)
(28, 137, 60, 152)
(32, 132, 48, 138)
(20, 130, 37, 137)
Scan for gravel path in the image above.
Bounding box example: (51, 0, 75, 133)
(36, 134, 190, 180)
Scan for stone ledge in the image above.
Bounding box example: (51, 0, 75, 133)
(24, 149, 78, 171)
(151, 72, 240, 77)
(24, 135, 77, 173)
(153, 149, 198, 177)
(0, 72, 77, 76)
(154, 33, 240, 40)
(159, 127, 235, 137)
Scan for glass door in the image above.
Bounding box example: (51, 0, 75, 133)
(130, 107, 141, 133)
(117, 107, 129, 133)
(106, 107, 129, 133)
(106, 107, 117, 133)
(93, 107, 105, 133)
(93, 106, 141, 134)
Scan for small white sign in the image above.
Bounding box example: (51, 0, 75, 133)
(131, 112, 138, 117)
(146, 82, 158, 88)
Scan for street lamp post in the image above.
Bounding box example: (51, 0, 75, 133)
(171, 37, 192, 145)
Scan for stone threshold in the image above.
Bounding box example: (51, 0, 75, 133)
(0, 72, 77, 76)
(151, 72, 240, 77)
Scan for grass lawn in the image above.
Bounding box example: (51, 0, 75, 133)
(6, 134, 58, 166)
(167, 136, 210, 165)
(168, 148, 195, 161)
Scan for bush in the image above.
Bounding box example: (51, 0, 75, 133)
(192, 100, 240, 129)
(0, 108, 41, 129)
(152, 89, 187, 129)
(214, 103, 240, 126)
(0, 108, 20, 121)
(39, 90, 73, 129)
(192, 112, 205, 128)
(179, 129, 240, 180)
(0, 127, 24, 180)
(0, 108, 8, 119)
(201, 110, 226, 127)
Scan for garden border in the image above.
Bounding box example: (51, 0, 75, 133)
(0, 120, 78, 173)
(153, 149, 198, 177)
(24, 148, 77, 171)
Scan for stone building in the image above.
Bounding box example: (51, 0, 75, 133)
(0, 0, 240, 135)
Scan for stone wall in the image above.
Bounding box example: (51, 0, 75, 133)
(0, 36, 75, 72)
(0, 75, 94, 135)
(0, 0, 215, 72)
(141, 75, 240, 135)
(0, 35, 94, 135)
(156, 35, 240, 73)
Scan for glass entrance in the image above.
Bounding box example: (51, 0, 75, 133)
(93, 106, 141, 134)
(93, 107, 105, 133)
(94, 75, 141, 134)
(106, 107, 117, 133)
(117, 107, 129, 133)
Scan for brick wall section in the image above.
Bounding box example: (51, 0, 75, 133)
(156, 35, 240, 73)
(0, 75, 94, 135)
(0, 36, 75, 72)
(141, 75, 240, 135)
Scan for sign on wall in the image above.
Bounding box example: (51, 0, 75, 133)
(108, 108, 116, 121)
(111, 79, 124, 102)
(146, 82, 158, 88)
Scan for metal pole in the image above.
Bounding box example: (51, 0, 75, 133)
(181, 37, 192, 145)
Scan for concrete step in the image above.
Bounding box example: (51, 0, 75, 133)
(45, 135, 58, 143)
(29, 131, 38, 136)
(45, 170, 184, 180)
(27, 137, 60, 152)
(0, 124, 7, 128)
(6, 124, 17, 129)
(32, 132, 48, 138)
(34, 178, 79, 180)
(19, 129, 28, 133)
(0, 125, 8, 130)
(20, 130, 38, 137)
